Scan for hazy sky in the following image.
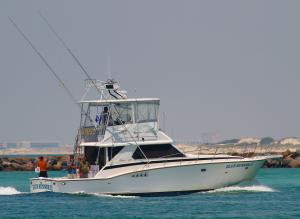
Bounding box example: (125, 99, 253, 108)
(1, 0, 300, 144)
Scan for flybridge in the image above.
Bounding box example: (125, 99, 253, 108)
(79, 98, 160, 104)
(78, 79, 161, 146)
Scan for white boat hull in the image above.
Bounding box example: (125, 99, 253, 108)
(30, 157, 265, 195)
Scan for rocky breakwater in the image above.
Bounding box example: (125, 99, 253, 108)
(0, 155, 69, 171)
(263, 150, 300, 168)
(1, 150, 300, 170)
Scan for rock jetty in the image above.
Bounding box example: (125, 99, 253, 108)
(1, 150, 300, 171)
(263, 150, 300, 168)
(0, 155, 69, 171)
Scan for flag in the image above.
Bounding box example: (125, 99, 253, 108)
(95, 114, 100, 124)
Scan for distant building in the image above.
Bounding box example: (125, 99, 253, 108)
(30, 142, 60, 149)
(0, 141, 60, 149)
(6, 143, 17, 148)
(17, 141, 31, 149)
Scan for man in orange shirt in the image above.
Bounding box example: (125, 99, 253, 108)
(37, 156, 48, 178)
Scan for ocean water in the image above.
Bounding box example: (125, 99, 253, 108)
(0, 169, 300, 219)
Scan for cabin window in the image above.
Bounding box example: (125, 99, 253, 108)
(108, 146, 124, 160)
(135, 102, 159, 123)
(84, 146, 124, 168)
(83, 104, 110, 127)
(80, 104, 110, 142)
(85, 146, 103, 165)
(132, 144, 185, 159)
(109, 103, 132, 126)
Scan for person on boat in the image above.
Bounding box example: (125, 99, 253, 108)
(78, 157, 90, 178)
(98, 106, 111, 134)
(101, 106, 110, 124)
(36, 156, 48, 178)
(67, 155, 77, 179)
(95, 106, 109, 126)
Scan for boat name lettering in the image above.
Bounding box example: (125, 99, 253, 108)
(226, 163, 253, 168)
(32, 183, 53, 191)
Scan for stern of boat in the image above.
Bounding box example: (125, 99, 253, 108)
(30, 178, 58, 193)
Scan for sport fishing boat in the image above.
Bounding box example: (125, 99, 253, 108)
(30, 79, 267, 195)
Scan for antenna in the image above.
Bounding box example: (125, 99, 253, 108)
(8, 16, 78, 107)
(107, 55, 112, 79)
(163, 111, 166, 132)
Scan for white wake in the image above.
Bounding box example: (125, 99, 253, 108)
(0, 186, 22, 195)
(206, 185, 276, 193)
(71, 191, 138, 198)
(92, 193, 139, 199)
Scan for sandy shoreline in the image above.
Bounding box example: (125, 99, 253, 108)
(177, 144, 300, 155)
(0, 146, 73, 156)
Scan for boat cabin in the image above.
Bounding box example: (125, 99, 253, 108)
(75, 80, 184, 172)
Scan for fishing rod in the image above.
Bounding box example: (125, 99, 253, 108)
(9, 17, 79, 107)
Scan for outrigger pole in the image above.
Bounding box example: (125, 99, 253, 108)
(39, 12, 124, 100)
(8, 17, 78, 108)
(38, 12, 102, 95)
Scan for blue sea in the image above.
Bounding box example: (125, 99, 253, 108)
(0, 169, 300, 219)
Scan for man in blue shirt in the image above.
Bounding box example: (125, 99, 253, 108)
(67, 155, 77, 179)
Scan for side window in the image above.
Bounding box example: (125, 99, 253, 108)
(132, 144, 185, 159)
(108, 146, 124, 160)
(85, 146, 101, 165)
(135, 102, 159, 123)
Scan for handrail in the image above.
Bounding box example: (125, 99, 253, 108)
(212, 146, 218, 161)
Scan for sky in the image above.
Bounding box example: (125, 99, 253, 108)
(0, 0, 300, 144)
